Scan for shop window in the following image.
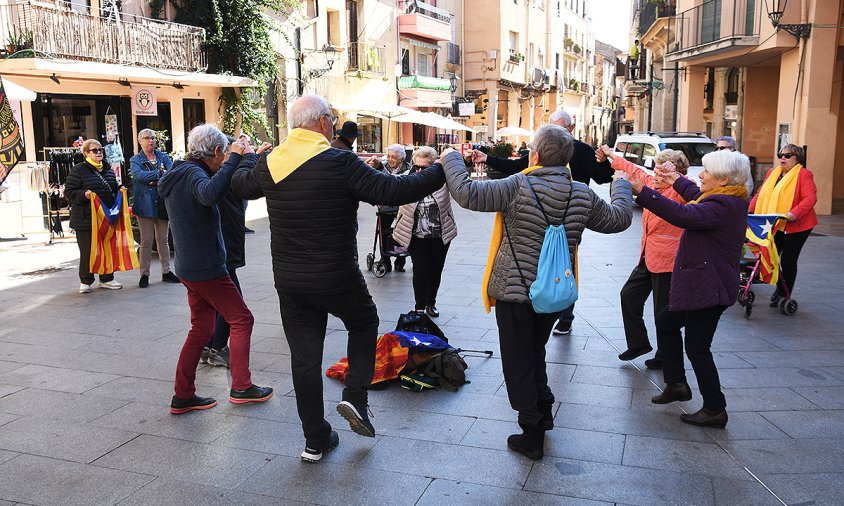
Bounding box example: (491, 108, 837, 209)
(357, 115, 381, 153)
(41, 96, 97, 148)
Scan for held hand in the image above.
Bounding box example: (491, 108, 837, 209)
(786, 211, 797, 222)
(84, 190, 92, 200)
(628, 173, 644, 195)
(242, 141, 256, 155)
(600, 144, 614, 160)
(366, 156, 381, 168)
(470, 150, 487, 164)
(230, 140, 247, 156)
(256, 142, 273, 155)
(595, 149, 606, 163)
(613, 170, 629, 181)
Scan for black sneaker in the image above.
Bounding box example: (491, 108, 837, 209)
(200, 347, 210, 364)
(208, 346, 230, 368)
(425, 306, 439, 318)
(552, 321, 572, 335)
(301, 430, 340, 463)
(644, 358, 663, 370)
(170, 395, 217, 415)
(337, 400, 375, 437)
(229, 385, 273, 404)
(244, 227, 256, 235)
(162, 271, 181, 283)
(139, 275, 149, 288)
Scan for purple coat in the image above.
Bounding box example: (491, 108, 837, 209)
(636, 177, 748, 312)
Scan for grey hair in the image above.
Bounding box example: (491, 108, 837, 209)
(702, 149, 749, 186)
(532, 124, 574, 167)
(716, 136, 736, 149)
(549, 109, 573, 127)
(655, 149, 690, 175)
(138, 128, 156, 142)
(186, 124, 228, 159)
(412, 146, 438, 165)
(386, 144, 406, 160)
(289, 94, 332, 129)
(780, 143, 805, 165)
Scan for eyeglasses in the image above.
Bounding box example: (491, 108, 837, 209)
(716, 146, 733, 151)
(527, 143, 534, 150)
(777, 152, 796, 159)
(88, 148, 105, 154)
(140, 136, 155, 140)
(323, 114, 337, 126)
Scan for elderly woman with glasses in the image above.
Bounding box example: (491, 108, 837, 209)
(630, 149, 751, 429)
(440, 125, 633, 460)
(368, 144, 413, 272)
(64, 139, 123, 293)
(130, 128, 179, 288)
(749, 144, 818, 307)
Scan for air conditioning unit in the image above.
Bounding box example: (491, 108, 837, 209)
(532, 67, 544, 85)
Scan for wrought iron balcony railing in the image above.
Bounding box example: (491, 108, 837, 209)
(638, 2, 676, 37)
(669, 0, 761, 55)
(0, 0, 206, 72)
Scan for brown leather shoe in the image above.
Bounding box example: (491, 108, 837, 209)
(651, 383, 692, 404)
(680, 408, 728, 428)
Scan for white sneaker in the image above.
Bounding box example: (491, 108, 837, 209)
(78, 283, 92, 294)
(98, 280, 123, 290)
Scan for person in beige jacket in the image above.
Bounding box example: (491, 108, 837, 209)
(392, 146, 457, 317)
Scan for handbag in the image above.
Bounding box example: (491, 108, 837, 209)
(503, 175, 577, 314)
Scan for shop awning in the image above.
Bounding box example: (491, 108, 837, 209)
(0, 77, 36, 101)
(496, 126, 532, 137)
(334, 102, 417, 120)
(392, 111, 476, 133)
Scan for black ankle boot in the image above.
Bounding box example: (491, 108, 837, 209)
(651, 382, 693, 404)
(507, 423, 545, 460)
(537, 400, 554, 430)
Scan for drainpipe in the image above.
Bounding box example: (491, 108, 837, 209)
(672, 63, 679, 131)
(791, 0, 809, 142)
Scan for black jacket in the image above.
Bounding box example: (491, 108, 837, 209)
(231, 147, 446, 294)
(64, 161, 120, 231)
(219, 153, 259, 271)
(485, 139, 614, 185)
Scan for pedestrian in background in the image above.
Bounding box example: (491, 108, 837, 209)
(331, 121, 361, 151)
(367, 144, 413, 272)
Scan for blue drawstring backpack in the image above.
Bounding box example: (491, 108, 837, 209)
(504, 175, 578, 313)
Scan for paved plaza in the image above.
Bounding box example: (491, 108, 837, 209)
(0, 186, 843, 505)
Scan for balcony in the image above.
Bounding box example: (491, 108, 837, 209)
(398, 1, 452, 42)
(667, 0, 761, 63)
(347, 41, 386, 76)
(398, 75, 451, 108)
(0, 0, 205, 72)
(638, 2, 676, 37)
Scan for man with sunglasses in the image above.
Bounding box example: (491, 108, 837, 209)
(231, 94, 446, 463)
(715, 136, 754, 195)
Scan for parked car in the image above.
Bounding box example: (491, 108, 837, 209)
(612, 132, 717, 184)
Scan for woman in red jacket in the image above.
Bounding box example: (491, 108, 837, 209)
(749, 144, 818, 306)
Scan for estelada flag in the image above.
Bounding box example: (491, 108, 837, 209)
(89, 187, 138, 274)
(745, 213, 786, 286)
(0, 77, 25, 187)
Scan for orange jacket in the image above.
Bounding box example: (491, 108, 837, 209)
(612, 157, 684, 273)
(749, 166, 818, 234)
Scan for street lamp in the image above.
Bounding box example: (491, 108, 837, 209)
(448, 72, 458, 93)
(764, 0, 812, 39)
(306, 45, 339, 80)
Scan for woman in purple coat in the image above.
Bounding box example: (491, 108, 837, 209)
(627, 149, 750, 428)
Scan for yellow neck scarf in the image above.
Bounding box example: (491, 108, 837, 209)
(687, 184, 748, 205)
(754, 164, 801, 215)
(86, 157, 103, 169)
(267, 128, 331, 183)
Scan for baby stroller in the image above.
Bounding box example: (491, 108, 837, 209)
(737, 214, 797, 318)
(366, 209, 410, 278)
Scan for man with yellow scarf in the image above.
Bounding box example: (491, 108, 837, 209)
(749, 144, 818, 307)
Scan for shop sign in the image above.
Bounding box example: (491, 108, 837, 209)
(457, 102, 474, 117)
(131, 87, 157, 116)
(725, 105, 737, 121)
(475, 125, 488, 133)
(464, 89, 485, 99)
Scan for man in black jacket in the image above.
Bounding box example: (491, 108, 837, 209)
(232, 95, 446, 463)
(469, 110, 614, 336)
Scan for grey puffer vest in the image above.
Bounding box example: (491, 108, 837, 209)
(392, 185, 457, 247)
(440, 151, 633, 305)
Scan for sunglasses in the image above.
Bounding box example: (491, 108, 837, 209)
(88, 148, 105, 154)
(777, 152, 796, 159)
(716, 146, 733, 151)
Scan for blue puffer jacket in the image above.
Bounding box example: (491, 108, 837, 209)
(130, 150, 172, 218)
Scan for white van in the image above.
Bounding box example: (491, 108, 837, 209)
(612, 132, 717, 184)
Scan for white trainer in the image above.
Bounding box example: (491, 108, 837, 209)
(98, 280, 123, 290)
(78, 283, 92, 294)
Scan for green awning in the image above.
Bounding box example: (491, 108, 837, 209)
(398, 75, 451, 91)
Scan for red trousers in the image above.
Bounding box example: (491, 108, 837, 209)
(174, 276, 254, 399)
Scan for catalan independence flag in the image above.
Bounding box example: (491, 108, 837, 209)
(89, 188, 138, 274)
(746, 214, 786, 285)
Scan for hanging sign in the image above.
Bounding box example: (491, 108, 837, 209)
(131, 87, 157, 116)
(105, 113, 118, 141)
(457, 102, 474, 117)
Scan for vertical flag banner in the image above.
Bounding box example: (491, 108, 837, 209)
(0, 77, 24, 187)
(89, 187, 139, 273)
(746, 214, 786, 286)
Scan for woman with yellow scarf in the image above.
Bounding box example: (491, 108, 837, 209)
(749, 144, 818, 306)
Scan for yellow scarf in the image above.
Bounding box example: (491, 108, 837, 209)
(480, 166, 578, 313)
(86, 157, 103, 169)
(267, 128, 331, 183)
(754, 164, 801, 215)
(687, 184, 748, 205)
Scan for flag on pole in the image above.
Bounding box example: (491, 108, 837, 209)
(745, 213, 786, 285)
(89, 188, 139, 274)
(0, 77, 25, 188)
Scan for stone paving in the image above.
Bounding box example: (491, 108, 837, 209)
(0, 185, 843, 505)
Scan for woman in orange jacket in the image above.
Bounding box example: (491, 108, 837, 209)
(598, 146, 688, 369)
(749, 144, 818, 306)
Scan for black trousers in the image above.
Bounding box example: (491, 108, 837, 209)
(620, 259, 671, 353)
(277, 284, 379, 448)
(210, 268, 241, 351)
(656, 305, 727, 411)
(773, 229, 811, 297)
(495, 301, 561, 428)
(409, 236, 449, 309)
(75, 228, 114, 285)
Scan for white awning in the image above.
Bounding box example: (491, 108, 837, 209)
(496, 126, 533, 137)
(334, 102, 417, 119)
(1, 77, 36, 101)
(392, 111, 476, 133)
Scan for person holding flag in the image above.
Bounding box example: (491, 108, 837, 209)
(749, 144, 817, 307)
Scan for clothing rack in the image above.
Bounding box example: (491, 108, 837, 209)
(41, 146, 83, 244)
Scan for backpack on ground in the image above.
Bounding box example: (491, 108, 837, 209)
(422, 348, 469, 392)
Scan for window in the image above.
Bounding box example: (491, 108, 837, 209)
(528, 43, 534, 67)
(305, 0, 318, 18)
(416, 52, 430, 76)
(508, 31, 519, 56)
(555, 53, 559, 69)
(624, 143, 643, 164)
(663, 143, 717, 166)
(327, 9, 340, 46)
(183, 99, 205, 140)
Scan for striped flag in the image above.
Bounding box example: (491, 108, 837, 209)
(745, 214, 786, 286)
(89, 188, 138, 274)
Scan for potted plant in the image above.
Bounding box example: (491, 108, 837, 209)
(573, 44, 582, 55)
(564, 38, 574, 50)
(5, 29, 22, 55)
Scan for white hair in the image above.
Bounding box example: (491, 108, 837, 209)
(549, 110, 573, 127)
(385, 144, 406, 160)
(532, 124, 574, 167)
(187, 124, 228, 159)
(138, 128, 156, 142)
(289, 94, 332, 129)
(412, 146, 437, 165)
(702, 149, 749, 186)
